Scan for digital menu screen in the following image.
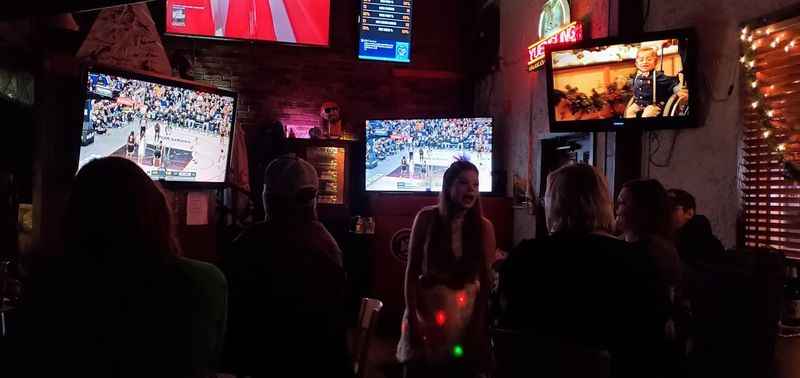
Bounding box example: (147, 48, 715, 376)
(358, 0, 413, 63)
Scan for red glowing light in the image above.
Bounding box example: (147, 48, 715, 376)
(527, 21, 584, 72)
(456, 291, 467, 308)
(435, 310, 447, 326)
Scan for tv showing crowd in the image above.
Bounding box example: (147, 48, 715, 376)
(365, 118, 492, 192)
(79, 72, 235, 183)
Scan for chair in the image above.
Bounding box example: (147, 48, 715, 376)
(687, 249, 784, 378)
(353, 297, 383, 378)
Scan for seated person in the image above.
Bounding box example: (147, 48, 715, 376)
(221, 154, 352, 377)
(624, 47, 688, 118)
(13, 157, 225, 377)
(667, 188, 725, 266)
(495, 164, 668, 378)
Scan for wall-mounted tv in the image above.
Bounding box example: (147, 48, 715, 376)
(79, 66, 237, 187)
(365, 117, 492, 192)
(165, 0, 330, 47)
(545, 29, 696, 132)
(358, 0, 413, 63)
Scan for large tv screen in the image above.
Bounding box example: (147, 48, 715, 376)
(166, 0, 330, 46)
(365, 118, 492, 192)
(358, 0, 413, 63)
(545, 29, 696, 132)
(79, 66, 237, 186)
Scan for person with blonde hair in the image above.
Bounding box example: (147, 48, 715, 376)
(495, 164, 668, 377)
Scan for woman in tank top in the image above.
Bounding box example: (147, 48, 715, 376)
(397, 160, 496, 378)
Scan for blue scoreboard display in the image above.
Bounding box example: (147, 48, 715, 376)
(358, 0, 413, 63)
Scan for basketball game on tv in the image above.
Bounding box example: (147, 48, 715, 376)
(548, 36, 690, 126)
(78, 69, 236, 184)
(166, 0, 330, 46)
(365, 118, 493, 192)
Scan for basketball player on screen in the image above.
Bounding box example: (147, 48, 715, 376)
(137, 130, 146, 165)
(126, 131, 136, 159)
(192, 137, 199, 164)
(154, 141, 163, 168)
(217, 147, 225, 169)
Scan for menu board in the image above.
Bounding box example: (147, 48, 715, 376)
(358, 0, 413, 63)
(306, 146, 346, 205)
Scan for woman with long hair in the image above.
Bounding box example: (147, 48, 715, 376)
(16, 157, 223, 377)
(616, 179, 685, 375)
(495, 164, 668, 377)
(615, 179, 682, 290)
(397, 160, 496, 378)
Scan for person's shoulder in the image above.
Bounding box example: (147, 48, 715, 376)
(481, 216, 494, 230)
(586, 232, 629, 248)
(415, 205, 439, 223)
(176, 256, 227, 289)
(231, 222, 273, 249)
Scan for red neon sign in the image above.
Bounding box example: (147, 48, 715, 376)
(527, 21, 583, 72)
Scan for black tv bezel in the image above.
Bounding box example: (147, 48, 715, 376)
(78, 64, 239, 190)
(363, 116, 495, 195)
(163, 0, 333, 48)
(544, 28, 698, 133)
(356, 0, 414, 64)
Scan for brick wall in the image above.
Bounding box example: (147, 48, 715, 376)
(159, 0, 477, 137)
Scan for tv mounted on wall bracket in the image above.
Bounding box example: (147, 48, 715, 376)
(545, 28, 697, 132)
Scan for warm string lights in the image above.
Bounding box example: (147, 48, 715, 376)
(740, 25, 786, 158)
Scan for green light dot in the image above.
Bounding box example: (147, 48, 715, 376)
(452, 344, 464, 358)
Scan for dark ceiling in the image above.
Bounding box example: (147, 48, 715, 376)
(2, 1, 154, 21)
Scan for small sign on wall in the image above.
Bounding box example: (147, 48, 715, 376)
(527, 0, 581, 72)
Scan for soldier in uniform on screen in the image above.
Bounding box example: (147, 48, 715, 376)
(624, 47, 688, 118)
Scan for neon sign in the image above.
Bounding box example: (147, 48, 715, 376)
(527, 21, 583, 72)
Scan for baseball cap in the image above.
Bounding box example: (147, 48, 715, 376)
(667, 188, 695, 211)
(264, 154, 319, 205)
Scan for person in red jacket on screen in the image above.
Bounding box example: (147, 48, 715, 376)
(225, 0, 277, 40)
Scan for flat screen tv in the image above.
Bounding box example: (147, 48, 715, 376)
(78, 66, 237, 187)
(545, 29, 696, 132)
(365, 117, 493, 192)
(358, 0, 413, 63)
(165, 0, 331, 47)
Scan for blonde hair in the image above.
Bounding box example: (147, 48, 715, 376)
(637, 47, 658, 59)
(545, 164, 614, 235)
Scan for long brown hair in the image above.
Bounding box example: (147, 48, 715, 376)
(620, 179, 672, 239)
(427, 160, 484, 280)
(65, 157, 180, 266)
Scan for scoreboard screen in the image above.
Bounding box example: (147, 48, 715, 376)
(358, 0, 413, 63)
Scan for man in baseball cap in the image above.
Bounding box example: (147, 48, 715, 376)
(221, 153, 353, 377)
(262, 154, 320, 220)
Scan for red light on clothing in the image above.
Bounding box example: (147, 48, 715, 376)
(456, 291, 467, 308)
(435, 310, 447, 326)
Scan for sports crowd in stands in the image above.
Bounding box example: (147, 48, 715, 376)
(88, 74, 234, 136)
(366, 118, 491, 162)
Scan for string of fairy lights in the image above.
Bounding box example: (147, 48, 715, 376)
(739, 25, 793, 159)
